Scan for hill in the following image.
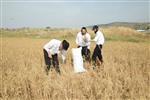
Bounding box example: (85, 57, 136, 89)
(88, 22, 150, 30)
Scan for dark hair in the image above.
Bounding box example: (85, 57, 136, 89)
(92, 25, 99, 30)
(62, 40, 69, 50)
(81, 27, 87, 31)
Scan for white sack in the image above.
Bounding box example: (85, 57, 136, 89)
(72, 48, 86, 73)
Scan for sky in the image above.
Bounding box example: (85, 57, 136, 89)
(0, 0, 150, 28)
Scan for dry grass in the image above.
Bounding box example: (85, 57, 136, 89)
(102, 27, 142, 36)
(1, 28, 150, 100)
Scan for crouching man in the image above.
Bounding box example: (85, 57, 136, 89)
(91, 25, 105, 69)
(43, 39, 69, 75)
(76, 27, 91, 63)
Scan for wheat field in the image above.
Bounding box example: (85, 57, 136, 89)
(1, 28, 150, 100)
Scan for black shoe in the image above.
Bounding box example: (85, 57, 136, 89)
(92, 66, 96, 70)
(47, 65, 50, 70)
(55, 67, 61, 75)
(58, 70, 61, 75)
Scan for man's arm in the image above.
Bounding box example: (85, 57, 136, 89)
(86, 34, 91, 49)
(75, 33, 79, 46)
(61, 50, 66, 64)
(93, 34, 98, 42)
(90, 40, 96, 42)
(90, 33, 99, 42)
(48, 52, 52, 58)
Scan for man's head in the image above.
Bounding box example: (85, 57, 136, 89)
(81, 27, 87, 35)
(60, 40, 70, 51)
(92, 25, 99, 33)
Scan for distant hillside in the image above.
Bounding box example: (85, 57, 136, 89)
(88, 22, 150, 30)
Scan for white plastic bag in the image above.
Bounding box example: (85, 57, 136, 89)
(72, 48, 86, 73)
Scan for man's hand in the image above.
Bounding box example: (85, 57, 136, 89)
(62, 59, 66, 64)
(48, 52, 52, 58)
(62, 57, 66, 64)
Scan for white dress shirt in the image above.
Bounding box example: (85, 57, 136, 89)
(43, 39, 66, 62)
(76, 32, 91, 49)
(93, 31, 105, 45)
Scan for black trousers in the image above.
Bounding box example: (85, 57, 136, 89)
(92, 45, 103, 63)
(78, 46, 91, 62)
(43, 49, 51, 66)
(43, 49, 60, 73)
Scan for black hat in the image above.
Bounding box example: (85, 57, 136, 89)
(92, 25, 99, 30)
(81, 27, 87, 30)
(62, 40, 69, 50)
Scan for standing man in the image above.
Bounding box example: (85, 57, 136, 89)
(76, 27, 91, 62)
(43, 39, 69, 75)
(91, 25, 105, 69)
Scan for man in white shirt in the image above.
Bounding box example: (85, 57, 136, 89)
(43, 39, 69, 75)
(76, 27, 91, 62)
(91, 25, 105, 69)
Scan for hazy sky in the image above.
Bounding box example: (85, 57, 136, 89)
(1, 0, 150, 28)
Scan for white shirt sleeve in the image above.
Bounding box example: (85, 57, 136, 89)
(75, 33, 79, 46)
(61, 50, 66, 63)
(100, 33, 105, 44)
(86, 33, 91, 49)
(93, 33, 99, 42)
(93, 31, 105, 45)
